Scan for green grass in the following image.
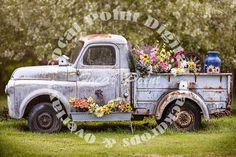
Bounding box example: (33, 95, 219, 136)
(0, 95, 236, 157)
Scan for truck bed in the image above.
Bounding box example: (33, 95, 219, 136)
(133, 73, 233, 115)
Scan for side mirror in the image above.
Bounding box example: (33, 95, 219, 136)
(58, 55, 70, 66)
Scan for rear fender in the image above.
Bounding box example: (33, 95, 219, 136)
(155, 90, 210, 121)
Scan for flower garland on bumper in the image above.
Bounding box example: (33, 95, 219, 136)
(69, 97, 132, 118)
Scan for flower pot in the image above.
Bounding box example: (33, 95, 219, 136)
(204, 51, 221, 73)
(70, 112, 132, 122)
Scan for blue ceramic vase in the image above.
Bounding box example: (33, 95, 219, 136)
(204, 51, 221, 73)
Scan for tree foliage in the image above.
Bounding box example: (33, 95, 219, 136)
(0, 0, 235, 92)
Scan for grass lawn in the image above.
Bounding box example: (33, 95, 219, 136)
(0, 95, 236, 157)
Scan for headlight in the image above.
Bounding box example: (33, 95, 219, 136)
(5, 81, 14, 95)
(5, 85, 8, 94)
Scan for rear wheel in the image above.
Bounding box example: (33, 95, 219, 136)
(156, 100, 201, 131)
(28, 103, 62, 133)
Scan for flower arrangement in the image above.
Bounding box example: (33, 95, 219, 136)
(132, 44, 173, 75)
(69, 97, 91, 112)
(131, 44, 197, 76)
(69, 97, 132, 118)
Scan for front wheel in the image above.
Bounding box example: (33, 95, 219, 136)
(28, 103, 62, 133)
(157, 100, 201, 131)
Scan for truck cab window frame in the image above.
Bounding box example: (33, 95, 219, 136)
(83, 45, 116, 66)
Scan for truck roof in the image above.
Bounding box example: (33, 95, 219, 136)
(79, 34, 127, 44)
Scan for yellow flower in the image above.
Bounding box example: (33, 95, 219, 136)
(176, 68, 184, 74)
(160, 53, 166, 59)
(166, 51, 171, 58)
(144, 58, 149, 64)
(143, 54, 149, 64)
(87, 96, 94, 104)
(124, 103, 132, 112)
(94, 107, 104, 118)
(144, 54, 149, 59)
(188, 61, 197, 73)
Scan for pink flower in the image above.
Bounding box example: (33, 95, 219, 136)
(139, 50, 144, 64)
(159, 61, 169, 72)
(150, 51, 157, 62)
(151, 48, 156, 52)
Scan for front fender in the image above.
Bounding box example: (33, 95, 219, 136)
(19, 88, 70, 118)
(155, 90, 210, 121)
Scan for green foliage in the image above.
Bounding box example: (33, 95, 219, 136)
(0, 94, 236, 156)
(0, 0, 235, 92)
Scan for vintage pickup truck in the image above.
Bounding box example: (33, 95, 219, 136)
(5, 34, 233, 133)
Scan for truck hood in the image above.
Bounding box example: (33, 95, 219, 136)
(12, 65, 74, 80)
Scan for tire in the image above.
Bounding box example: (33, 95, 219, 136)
(28, 103, 62, 133)
(156, 100, 201, 131)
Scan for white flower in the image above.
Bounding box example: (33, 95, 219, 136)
(171, 68, 177, 76)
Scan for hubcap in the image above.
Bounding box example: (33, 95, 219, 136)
(173, 108, 195, 130)
(37, 112, 53, 129)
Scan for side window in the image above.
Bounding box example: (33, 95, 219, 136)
(83, 46, 116, 65)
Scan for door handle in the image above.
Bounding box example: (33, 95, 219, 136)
(76, 70, 80, 76)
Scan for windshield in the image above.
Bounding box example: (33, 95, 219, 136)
(70, 41, 84, 64)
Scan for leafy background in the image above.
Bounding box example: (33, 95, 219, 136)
(0, 0, 235, 93)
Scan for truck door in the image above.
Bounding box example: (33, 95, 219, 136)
(76, 43, 120, 103)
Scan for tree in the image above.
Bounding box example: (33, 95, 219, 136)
(0, 0, 235, 93)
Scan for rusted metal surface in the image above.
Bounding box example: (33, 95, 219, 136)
(189, 82, 197, 89)
(85, 34, 112, 40)
(226, 75, 233, 111)
(12, 66, 68, 80)
(173, 108, 195, 131)
(210, 110, 231, 118)
(134, 73, 232, 121)
(151, 90, 210, 121)
(79, 34, 127, 45)
(5, 34, 233, 122)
